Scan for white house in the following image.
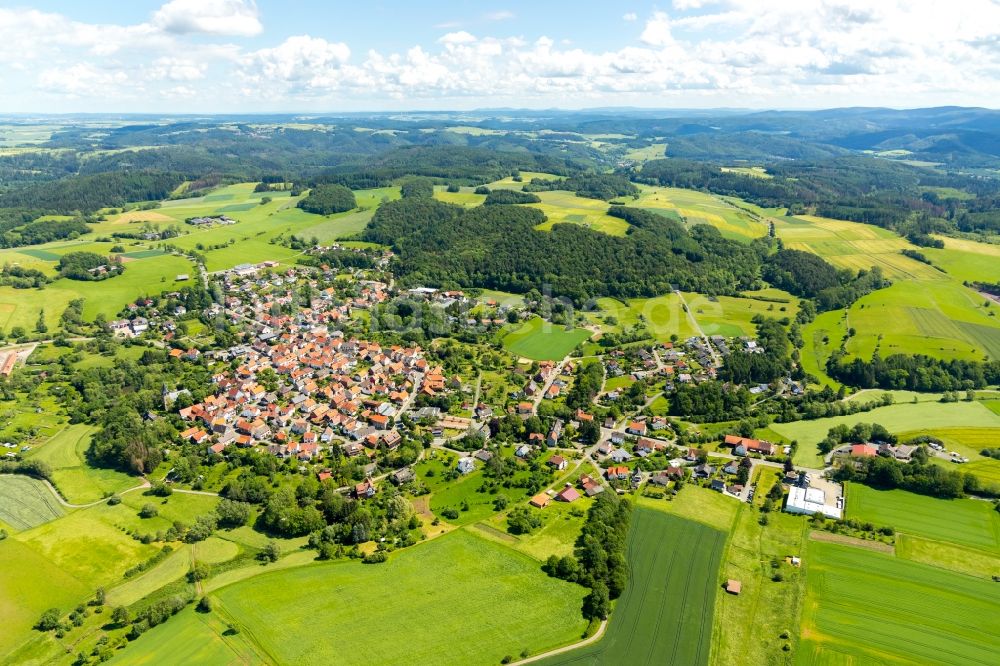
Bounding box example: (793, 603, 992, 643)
(784, 485, 842, 520)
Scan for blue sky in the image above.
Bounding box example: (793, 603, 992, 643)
(2, 1, 999, 113)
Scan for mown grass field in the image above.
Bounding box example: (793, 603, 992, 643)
(537, 507, 725, 666)
(845, 280, 1000, 361)
(633, 185, 769, 241)
(771, 401, 1000, 467)
(895, 425, 1000, 485)
(684, 291, 799, 338)
(213, 529, 588, 666)
(773, 214, 1000, 365)
(776, 215, 942, 281)
(530, 190, 631, 236)
(0, 474, 64, 530)
(27, 424, 137, 504)
(845, 483, 1000, 551)
(636, 486, 739, 532)
(502, 316, 591, 360)
(798, 540, 1000, 665)
(712, 502, 808, 666)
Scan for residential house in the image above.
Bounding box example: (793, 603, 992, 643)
(609, 448, 633, 463)
(354, 478, 376, 499)
(626, 420, 647, 436)
(693, 463, 715, 478)
(606, 466, 630, 481)
(547, 455, 568, 471)
(457, 457, 476, 474)
(391, 467, 415, 485)
(555, 484, 580, 503)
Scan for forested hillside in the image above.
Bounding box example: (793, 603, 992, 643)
(363, 198, 766, 302)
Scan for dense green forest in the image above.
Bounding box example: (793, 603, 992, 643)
(362, 198, 764, 302)
(483, 189, 541, 205)
(0, 172, 184, 214)
(523, 173, 639, 200)
(762, 248, 890, 311)
(297, 183, 357, 215)
(0, 217, 89, 248)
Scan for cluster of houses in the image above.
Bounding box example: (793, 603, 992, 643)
(403, 286, 515, 330)
(86, 263, 124, 278)
(520, 360, 567, 401)
(186, 215, 236, 227)
(178, 329, 429, 460)
(841, 442, 919, 462)
(216, 269, 389, 340)
(171, 267, 430, 460)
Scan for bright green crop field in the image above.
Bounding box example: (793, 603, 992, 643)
(502, 317, 591, 360)
(108, 607, 254, 666)
(798, 540, 1000, 665)
(211, 529, 588, 666)
(537, 507, 725, 666)
(845, 483, 1000, 551)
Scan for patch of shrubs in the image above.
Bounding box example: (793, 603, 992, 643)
(123, 545, 173, 579)
(362, 550, 388, 564)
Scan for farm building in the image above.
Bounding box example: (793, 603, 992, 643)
(785, 485, 842, 519)
(530, 492, 551, 508)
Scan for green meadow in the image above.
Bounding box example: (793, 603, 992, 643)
(108, 606, 255, 665)
(798, 540, 1000, 665)
(845, 483, 1000, 552)
(587, 294, 696, 342)
(212, 529, 588, 666)
(502, 316, 592, 360)
(712, 503, 808, 666)
(0, 248, 193, 331)
(684, 291, 799, 338)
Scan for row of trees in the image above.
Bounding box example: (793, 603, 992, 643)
(545, 493, 633, 620)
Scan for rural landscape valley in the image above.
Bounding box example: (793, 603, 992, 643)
(2, 2, 1000, 665)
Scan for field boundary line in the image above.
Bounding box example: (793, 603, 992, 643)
(37, 475, 148, 509)
(808, 530, 895, 554)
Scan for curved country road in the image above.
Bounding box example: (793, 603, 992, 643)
(510, 619, 609, 665)
(38, 477, 219, 509)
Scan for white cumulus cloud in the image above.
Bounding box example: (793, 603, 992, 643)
(151, 0, 262, 37)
